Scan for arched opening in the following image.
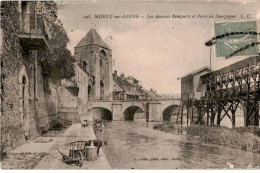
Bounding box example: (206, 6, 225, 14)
(82, 61, 87, 71)
(162, 105, 179, 122)
(123, 106, 144, 121)
(87, 107, 112, 121)
(88, 84, 94, 99)
(99, 50, 107, 58)
(99, 50, 106, 67)
(20, 73, 30, 141)
(100, 81, 104, 100)
(134, 108, 146, 119)
(22, 76, 26, 122)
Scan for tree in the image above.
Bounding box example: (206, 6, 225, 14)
(36, 1, 75, 84)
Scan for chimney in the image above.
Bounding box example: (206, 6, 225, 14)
(113, 70, 117, 79)
(121, 73, 125, 78)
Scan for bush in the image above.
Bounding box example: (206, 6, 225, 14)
(0, 142, 7, 161)
(186, 125, 260, 153)
(153, 123, 178, 133)
(233, 126, 260, 137)
(49, 119, 72, 131)
(154, 123, 260, 153)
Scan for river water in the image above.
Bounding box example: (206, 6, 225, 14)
(95, 120, 260, 169)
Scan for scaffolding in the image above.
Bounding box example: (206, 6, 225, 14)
(188, 56, 260, 127)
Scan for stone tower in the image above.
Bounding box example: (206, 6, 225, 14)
(74, 29, 113, 100)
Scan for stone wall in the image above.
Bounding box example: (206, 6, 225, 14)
(1, 1, 26, 152)
(0, 2, 81, 154)
(55, 85, 81, 123)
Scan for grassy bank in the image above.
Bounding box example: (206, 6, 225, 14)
(153, 123, 178, 133)
(153, 123, 260, 153)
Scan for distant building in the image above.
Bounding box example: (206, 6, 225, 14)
(74, 28, 162, 102)
(143, 88, 161, 100)
(60, 61, 90, 115)
(177, 66, 212, 103)
(177, 66, 212, 124)
(112, 71, 146, 100)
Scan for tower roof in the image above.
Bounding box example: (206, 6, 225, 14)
(75, 28, 110, 50)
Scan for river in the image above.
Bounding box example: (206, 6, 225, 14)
(95, 120, 260, 169)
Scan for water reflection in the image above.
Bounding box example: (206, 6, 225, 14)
(95, 120, 260, 169)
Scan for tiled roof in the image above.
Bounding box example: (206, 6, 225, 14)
(113, 80, 124, 92)
(144, 89, 161, 99)
(113, 75, 145, 96)
(177, 66, 212, 80)
(75, 28, 110, 49)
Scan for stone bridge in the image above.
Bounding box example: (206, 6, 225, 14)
(86, 99, 181, 122)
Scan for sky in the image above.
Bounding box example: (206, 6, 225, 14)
(57, 0, 260, 94)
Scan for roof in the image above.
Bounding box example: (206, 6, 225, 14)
(113, 75, 145, 96)
(75, 63, 93, 76)
(143, 89, 161, 99)
(201, 56, 260, 78)
(75, 28, 110, 50)
(127, 76, 140, 82)
(113, 80, 124, 92)
(177, 66, 212, 80)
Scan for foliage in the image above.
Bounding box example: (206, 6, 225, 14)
(0, 141, 7, 161)
(153, 123, 260, 153)
(1, 1, 22, 71)
(186, 125, 260, 153)
(233, 126, 260, 137)
(153, 122, 181, 134)
(36, 1, 75, 83)
(49, 118, 72, 131)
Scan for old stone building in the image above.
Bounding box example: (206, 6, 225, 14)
(1, 1, 53, 152)
(0, 1, 85, 154)
(74, 28, 113, 101)
(113, 70, 148, 100)
(74, 28, 162, 104)
(60, 61, 90, 118)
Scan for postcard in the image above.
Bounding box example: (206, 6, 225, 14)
(1, 0, 260, 169)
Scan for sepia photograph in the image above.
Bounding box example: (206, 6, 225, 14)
(0, 0, 260, 170)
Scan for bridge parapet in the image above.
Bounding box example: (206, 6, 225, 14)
(86, 98, 181, 122)
(88, 98, 181, 102)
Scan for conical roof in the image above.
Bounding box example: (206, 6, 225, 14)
(75, 28, 110, 49)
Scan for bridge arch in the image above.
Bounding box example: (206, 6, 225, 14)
(123, 106, 144, 121)
(162, 105, 179, 122)
(87, 107, 112, 121)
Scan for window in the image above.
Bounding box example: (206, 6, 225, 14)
(120, 93, 124, 100)
(81, 73, 83, 83)
(100, 59, 102, 66)
(82, 61, 87, 70)
(21, 2, 30, 33)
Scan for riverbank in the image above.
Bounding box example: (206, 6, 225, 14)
(1, 123, 111, 169)
(1, 119, 71, 169)
(35, 124, 111, 169)
(153, 123, 260, 154)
